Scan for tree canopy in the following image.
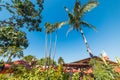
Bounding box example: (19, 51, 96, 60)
(0, 0, 44, 62)
(0, 26, 28, 62)
(0, 0, 44, 31)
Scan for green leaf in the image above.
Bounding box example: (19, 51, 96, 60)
(80, 1, 98, 17)
(80, 21, 97, 31)
(66, 26, 74, 37)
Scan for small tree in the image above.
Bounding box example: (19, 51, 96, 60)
(58, 57, 65, 64)
(23, 55, 37, 62)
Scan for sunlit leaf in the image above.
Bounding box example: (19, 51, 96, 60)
(80, 1, 98, 17)
(80, 21, 97, 31)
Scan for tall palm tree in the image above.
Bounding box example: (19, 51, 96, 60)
(52, 22, 66, 64)
(45, 22, 66, 65)
(64, 0, 98, 58)
(44, 32, 48, 67)
(52, 31, 57, 65)
(44, 22, 53, 66)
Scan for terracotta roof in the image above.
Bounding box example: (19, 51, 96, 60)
(63, 56, 117, 68)
(63, 56, 120, 74)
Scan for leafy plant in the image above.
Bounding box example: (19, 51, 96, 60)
(90, 58, 120, 80)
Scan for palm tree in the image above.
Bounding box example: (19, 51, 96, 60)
(64, 0, 98, 58)
(44, 32, 48, 67)
(52, 31, 57, 65)
(44, 22, 66, 65)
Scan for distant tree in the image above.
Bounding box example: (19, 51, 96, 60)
(23, 55, 37, 62)
(37, 58, 44, 66)
(0, 0, 44, 31)
(37, 57, 56, 66)
(64, 0, 98, 57)
(58, 57, 65, 64)
(23, 55, 37, 67)
(0, 26, 28, 62)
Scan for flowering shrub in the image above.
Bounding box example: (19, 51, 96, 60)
(0, 64, 78, 80)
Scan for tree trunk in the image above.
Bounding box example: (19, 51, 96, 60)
(44, 33, 48, 67)
(52, 31, 57, 65)
(48, 33, 52, 66)
(7, 53, 12, 63)
(79, 28, 94, 58)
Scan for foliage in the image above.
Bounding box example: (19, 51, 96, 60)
(83, 74, 94, 80)
(0, 0, 44, 63)
(64, 0, 98, 31)
(37, 57, 56, 66)
(115, 57, 120, 66)
(0, 64, 70, 80)
(45, 22, 66, 34)
(0, 0, 44, 31)
(1, 56, 120, 80)
(0, 26, 28, 62)
(72, 72, 79, 80)
(58, 57, 65, 64)
(89, 58, 120, 80)
(23, 55, 37, 62)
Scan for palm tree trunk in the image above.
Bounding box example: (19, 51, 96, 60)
(44, 33, 48, 67)
(48, 33, 52, 66)
(52, 31, 58, 65)
(79, 28, 94, 58)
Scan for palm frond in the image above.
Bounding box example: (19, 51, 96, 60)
(79, 1, 98, 17)
(45, 21, 67, 34)
(44, 22, 51, 28)
(64, 7, 75, 25)
(80, 21, 97, 31)
(64, 6, 70, 13)
(73, 0, 81, 16)
(45, 22, 54, 34)
(54, 21, 67, 29)
(66, 26, 74, 37)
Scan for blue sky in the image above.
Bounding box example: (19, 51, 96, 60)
(23, 0, 120, 63)
(1, 0, 120, 63)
